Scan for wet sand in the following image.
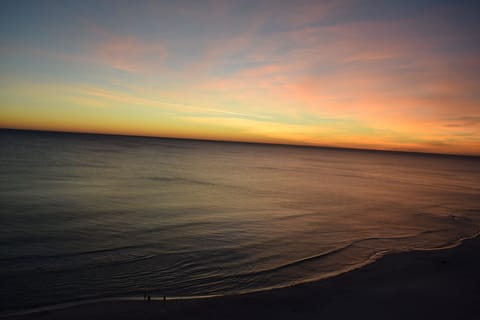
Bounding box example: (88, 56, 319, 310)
(6, 236, 480, 320)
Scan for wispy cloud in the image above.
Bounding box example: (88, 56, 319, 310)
(80, 26, 168, 72)
(2, 0, 480, 154)
(70, 85, 273, 121)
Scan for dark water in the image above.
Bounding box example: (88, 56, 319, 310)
(1, 129, 480, 313)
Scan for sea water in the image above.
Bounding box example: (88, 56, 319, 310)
(1, 129, 480, 312)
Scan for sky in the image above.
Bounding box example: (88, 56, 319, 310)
(1, 0, 480, 155)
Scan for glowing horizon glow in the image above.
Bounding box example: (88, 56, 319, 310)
(1, 1, 479, 155)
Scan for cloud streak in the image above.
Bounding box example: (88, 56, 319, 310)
(1, 0, 480, 155)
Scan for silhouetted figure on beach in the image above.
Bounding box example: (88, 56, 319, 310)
(148, 294, 151, 301)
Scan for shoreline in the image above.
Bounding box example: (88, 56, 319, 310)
(4, 234, 480, 319)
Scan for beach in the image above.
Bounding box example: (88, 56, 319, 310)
(6, 235, 480, 320)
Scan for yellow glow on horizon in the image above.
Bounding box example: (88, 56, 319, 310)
(1, 1, 479, 156)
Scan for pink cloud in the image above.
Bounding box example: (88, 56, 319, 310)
(17, 26, 168, 73)
(86, 26, 167, 72)
(284, 0, 348, 27)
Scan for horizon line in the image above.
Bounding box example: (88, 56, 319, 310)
(1, 127, 479, 159)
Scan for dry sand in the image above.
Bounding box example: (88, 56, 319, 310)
(5, 236, 480, 320)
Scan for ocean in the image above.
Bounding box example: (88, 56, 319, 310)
(1, 129, 480, 313)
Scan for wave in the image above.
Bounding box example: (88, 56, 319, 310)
(221, 230, 447, 280)
(148, 176, 219, 186)
(4, 231, 479, 319)
(0, 244, 149, 263)
(126, 229, 461, 292)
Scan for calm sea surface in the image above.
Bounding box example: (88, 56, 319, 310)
(1, 129, 480, 312)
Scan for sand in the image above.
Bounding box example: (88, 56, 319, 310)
(5, 236, 480, 320)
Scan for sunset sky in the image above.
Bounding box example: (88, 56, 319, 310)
(1, 0, 479, 155)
